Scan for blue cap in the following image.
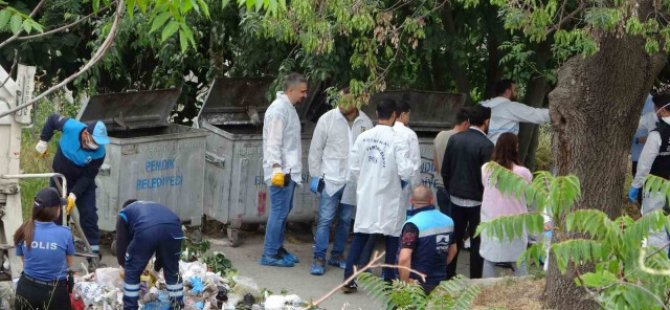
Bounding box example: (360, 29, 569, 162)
(91, 121, 110, 145)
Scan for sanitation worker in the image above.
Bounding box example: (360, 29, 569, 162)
(36, 113, 110, 259)
(116, 200, 184, 310)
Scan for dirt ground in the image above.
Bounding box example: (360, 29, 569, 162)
(472, 277, 546, 310)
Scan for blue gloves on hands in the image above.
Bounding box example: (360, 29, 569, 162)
(310, 177, 321, 194)
(628, 187, 640, 203)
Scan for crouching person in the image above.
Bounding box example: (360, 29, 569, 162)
(398, 185, 458, 293)
(116, 200, 184, 310)
(14, 188, 74, 310)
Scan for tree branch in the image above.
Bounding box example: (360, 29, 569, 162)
(0, 0, 47, 49)
(0, 49, 19, 90)
(547, 3, 586, 36)
(17, 2, 117, 41)
(0, 0, 125, 119)
(306, 251, 427, 309)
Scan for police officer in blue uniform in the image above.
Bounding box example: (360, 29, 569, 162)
(14, 187, 75, 310)
(398, 185, 458, 293)
(36, 113, 110, 257)
(116, 200, 184, 310)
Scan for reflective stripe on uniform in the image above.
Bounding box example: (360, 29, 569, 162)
(166, 283, 183, 291)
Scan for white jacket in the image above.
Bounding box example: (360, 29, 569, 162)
(393, 122, 421, 186)
(308, 108, 373, 204)
(349, 125, 414, 236)
(480, 97, 550, 144)
(262, 92, 302, 184)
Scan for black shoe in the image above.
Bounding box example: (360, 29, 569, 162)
(342, 281, 358, 294)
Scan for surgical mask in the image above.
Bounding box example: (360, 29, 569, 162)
(83, 134, 99, 150)
(663, 116, 670, 125)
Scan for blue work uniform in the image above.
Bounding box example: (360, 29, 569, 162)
(116, 201, 184, 310)
(40, 114, 106, 251)
(399, 206, 454, 293)
(15, 221, 74, 310)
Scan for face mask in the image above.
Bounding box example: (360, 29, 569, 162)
(663, 116, 670, 125)
(83, 134, 99, 150)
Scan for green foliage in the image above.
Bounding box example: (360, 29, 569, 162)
(358, 273, 479, 310)
(483, 163, 670, 309)
(203, 252, 236, 275)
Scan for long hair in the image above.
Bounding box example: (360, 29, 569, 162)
(491, 133, 520, 170)
(13, 206, 61, 250)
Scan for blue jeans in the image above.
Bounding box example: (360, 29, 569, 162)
(313, 187, 353, 260)
(263, 181, 296, 257)
(344, 233, 399, 283)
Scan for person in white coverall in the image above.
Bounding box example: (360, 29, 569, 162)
(308, 88, 373, 275)
(628, 92, 670, 254)
(259, 73, 309, 267)
(342, 98, 413, 293)
(480, 79, 550, 144)
(393, 101, 422, 209)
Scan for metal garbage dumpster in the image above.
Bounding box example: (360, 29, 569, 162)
(78, 88, 208, 231)
(196, 78, 318, 245)
(362, 91, 466, 194)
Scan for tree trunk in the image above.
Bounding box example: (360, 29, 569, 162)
(519, 42, 552, 169)
(546, 29, 665, 309)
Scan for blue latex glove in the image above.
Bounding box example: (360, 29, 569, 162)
(309, 177, 320, 194)
(189, 276, 205, 294)
(628, 187, 640, 203)
(400, 180, 408, 189)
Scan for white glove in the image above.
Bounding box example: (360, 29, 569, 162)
(35, 140, 48, 155)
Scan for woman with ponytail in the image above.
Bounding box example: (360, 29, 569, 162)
(14, 187, 74, 309)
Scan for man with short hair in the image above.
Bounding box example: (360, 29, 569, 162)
(393, 101, 421, 207)
(259, 72, 308, 267)
(441, 105, 494, 279)
(398, 185, 457, 293)
(433, 107, 470, 216)
(480, 79, 550, 144)
(308, 88, 373, 275)
(342, 98, 413, 293)
(36, 114, 110, 258)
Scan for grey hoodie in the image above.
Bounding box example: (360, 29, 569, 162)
(480, 97, 550, 144)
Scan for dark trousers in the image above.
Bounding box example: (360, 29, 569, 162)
(15, 275, 71, 310)
(123, 223, 184, 310)
(344, 233, 399, 283)
(632, 161, 643, 204)
(51, 177, 100, 249)
(436, 186, 452, 217)
(446, 204, 483, 279)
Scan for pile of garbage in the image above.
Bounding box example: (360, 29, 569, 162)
(69, 255, 307, 309)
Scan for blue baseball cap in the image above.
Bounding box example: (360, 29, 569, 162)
(86, 121, 110, 145)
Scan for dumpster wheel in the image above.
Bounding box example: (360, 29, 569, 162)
(227, 227, 242, 247)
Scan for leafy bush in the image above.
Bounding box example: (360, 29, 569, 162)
(478, 162, 670, 309)
(358, 273, 480, 310)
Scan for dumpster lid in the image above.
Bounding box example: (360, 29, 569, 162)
(79, 88, 181, 131)
(200, 78, 274, 126)
(362, 90, 466, 132)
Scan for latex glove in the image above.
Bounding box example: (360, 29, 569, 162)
(309, 177, 321, 194)
(35, 140, 48, 157)
(628, 187, 640, 203)
(271, 167, 285, 187)
(400, 180, 408, 189)
(66, 193, 76, 215)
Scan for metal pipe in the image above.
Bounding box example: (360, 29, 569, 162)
(1, 173, 67, 225)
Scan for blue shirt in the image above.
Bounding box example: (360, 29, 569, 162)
(16, 221, 74, 281)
